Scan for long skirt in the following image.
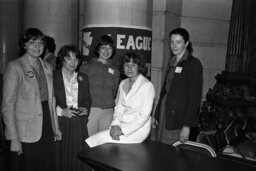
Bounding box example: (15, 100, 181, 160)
(7, 101, 57, 171)
(57, 115, 90, 171)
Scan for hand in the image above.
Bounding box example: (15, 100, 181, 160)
(110, 125, 123, 141)
(180, 126, 190, 143)
(54, 129, 62, 141)
(10, 138, 23, 155)
(78, 107, 88, 116)
(61, 108, 77, 118)
(151, 117, 158, 129)
(111, 135, 120, 141)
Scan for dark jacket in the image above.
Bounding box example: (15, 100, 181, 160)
(155, 55, 203, 130)
(53, 70, 92, 115)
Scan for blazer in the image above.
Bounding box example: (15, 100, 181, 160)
(155, 54, 203, 130)
(2, 55, 60, 143)
(53, 69, 91, 115)
(111, 74, 155, 136)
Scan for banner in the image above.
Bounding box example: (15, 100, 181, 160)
(82, 26, 152, 77)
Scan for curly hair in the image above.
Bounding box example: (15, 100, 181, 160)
(120, 51, 147, 76)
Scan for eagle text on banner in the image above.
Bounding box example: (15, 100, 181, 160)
(82, 26, 152, 77)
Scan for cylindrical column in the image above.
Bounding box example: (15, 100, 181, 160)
(0, 0, 22, 73)
(23, 0, 79, 53)
(82, 0, 152, 76)
(84, 0, 152, 28)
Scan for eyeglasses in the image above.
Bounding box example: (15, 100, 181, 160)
(27, 40, 45, 47)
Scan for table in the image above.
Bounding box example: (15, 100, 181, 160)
(79, 140, 256, 171)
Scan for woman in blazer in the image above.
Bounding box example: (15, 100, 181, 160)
(85, 52, 155, 148)
(53, 45, 91, 171)
(2, 28, 61, 171)
(153, 28, 203, 145)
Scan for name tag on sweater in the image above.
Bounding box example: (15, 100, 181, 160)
(108, 68, 114, 74)
(175, 67, 182, 73)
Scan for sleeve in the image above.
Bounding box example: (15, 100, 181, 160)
(79, 63, 88, 74)
(2, 62, 20, 140)
(50, 66, 61, 131)
(56, 106, 63, 116)
(111, 83, 124, 126)
(184, 59, 203, 127)
(121, 82, 155, 136)
(52, 95, 61, 132)
(154, 67, 169, 122)
(81, 74, 92, 114)
(113, 68, 120, 97)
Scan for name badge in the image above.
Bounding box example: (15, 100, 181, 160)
(175, 67, 182, 73)
(108, 68, 114, 74)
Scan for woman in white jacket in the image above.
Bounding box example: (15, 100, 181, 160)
(85, 52, 155, 147)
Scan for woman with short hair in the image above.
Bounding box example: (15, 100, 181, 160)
(80, 35, 120, 136)
(85, 52, 155, 147)
(2, 27, 61, 171)
(54, 45, 91, 171)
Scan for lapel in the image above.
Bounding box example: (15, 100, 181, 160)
(20, 55, 40, 96)
(39, 58, 53, 99)
(54, 70, 86, 108)
(176, 50, 189, 67)
(77, 72, 85, 107)
(125, 74, 143, 99)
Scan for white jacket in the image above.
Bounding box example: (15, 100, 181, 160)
(85, 74, 155, 147)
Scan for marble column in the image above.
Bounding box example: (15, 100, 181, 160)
(0, 0, 22, 73)
(82, 0, 152, 69)
(22, 0, 79, 53)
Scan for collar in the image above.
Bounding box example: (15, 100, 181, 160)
(178, 50, 189, 63)
(62, 70, 77, 84)
(44, 53, 53, 60)
(168, 50, 189, 67)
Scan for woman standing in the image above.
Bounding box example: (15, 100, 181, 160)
(2, 28, 61, 171)
(80, 35, 120, 136)
(54, 45, 91, 171)
(85, 52, 155, 147)
(153, 28, 203, 144)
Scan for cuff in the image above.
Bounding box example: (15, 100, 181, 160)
(56, 106, 63, 116)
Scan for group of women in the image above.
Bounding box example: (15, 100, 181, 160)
(2, 26, 202, 171)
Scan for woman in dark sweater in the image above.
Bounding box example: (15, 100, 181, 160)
(80, 35, 120, 136)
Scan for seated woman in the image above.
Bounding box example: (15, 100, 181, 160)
(85, 52, 155, 148)
(53, 45, 91, 171)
